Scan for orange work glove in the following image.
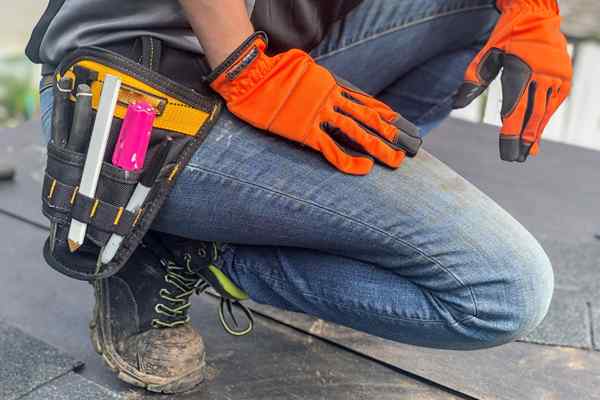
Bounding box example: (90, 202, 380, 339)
(454, 0, 572, 162)
(207, 32, 421, 175)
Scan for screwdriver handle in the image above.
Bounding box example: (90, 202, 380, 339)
(51, 77, 73, 147)
(67, 84, 93, 153)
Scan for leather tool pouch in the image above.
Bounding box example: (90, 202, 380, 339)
(41, 38, 222, 281)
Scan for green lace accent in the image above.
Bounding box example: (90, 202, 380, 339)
(187, 243, 254, 336)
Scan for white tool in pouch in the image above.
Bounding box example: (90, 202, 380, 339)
(67, 75, 122, 252)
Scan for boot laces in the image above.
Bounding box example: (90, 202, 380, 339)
(145, 235, 254, 335)
(151, 259, 198, 329)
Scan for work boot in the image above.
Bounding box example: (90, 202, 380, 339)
(90, 243, 205, 394)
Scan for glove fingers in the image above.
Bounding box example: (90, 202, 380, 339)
(314, 127, 375, 175)
(517, 79, 553, 161)
(336, 96, 398, 143)
(521, 80, 548, 143)
(333, 79, 422, 156)
(454, 48, 503, 108)
(522, 78, 571, 160)
(499, 82, 531, 162)
(454, 82, 487, 109)
(390, 113, 422, 157)
(339, 88, 398, 123)
(328, 114, 406, 169)
(498, 53, 537, 162)
(337, 90, 422, 157)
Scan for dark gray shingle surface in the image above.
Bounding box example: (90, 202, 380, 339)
(593, 303, 600, 351)
(0, 213, 460, 399)
(1, 118, 599, 399)
(0, 320, 81, 400)
(537, 240, 600, 350)
(524, 288, 592, 349)
(0, 120, 47, 229)
(20, 373, 122, 400)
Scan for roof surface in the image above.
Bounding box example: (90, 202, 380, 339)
(0, 118, 599, 399)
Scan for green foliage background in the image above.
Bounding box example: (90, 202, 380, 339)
(0, 55, 38, 128)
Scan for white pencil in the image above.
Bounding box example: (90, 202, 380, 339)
(67, 75, 122, 252)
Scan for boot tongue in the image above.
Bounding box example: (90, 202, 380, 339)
(158, 236, 214, 275)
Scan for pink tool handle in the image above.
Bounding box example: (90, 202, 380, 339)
(112, 101, 156, 171)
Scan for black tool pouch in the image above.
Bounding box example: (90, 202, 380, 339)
(41, 38, 222, 281)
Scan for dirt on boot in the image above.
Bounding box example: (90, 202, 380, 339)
(91, 245, 206, 394)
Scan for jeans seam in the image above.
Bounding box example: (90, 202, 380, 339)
(237, 262, 476, 326)
(415, 92, 457, 125)
(185, 163, 478, 318)
(313, 4, 496, 62)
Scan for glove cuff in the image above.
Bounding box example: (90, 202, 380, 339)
(207, 31, 277, 103)
(206, 31, 268, 84)
(496, 0, 559, 14)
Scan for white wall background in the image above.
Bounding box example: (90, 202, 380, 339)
(0, 1, 46, 54)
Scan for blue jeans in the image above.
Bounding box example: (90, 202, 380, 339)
(41, 0, 553, 350)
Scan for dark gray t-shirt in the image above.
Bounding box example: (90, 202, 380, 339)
(30, 0, 255, 65)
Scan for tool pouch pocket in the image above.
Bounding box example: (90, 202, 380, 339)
(41, 39, 222, 281)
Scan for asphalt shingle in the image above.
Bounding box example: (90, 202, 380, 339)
(524, 288, 592, 349)
(20, 373, 122, 400)
(0, 320, 81, 400)
(592, 302, 600, 351)
(1, 116, 600, 398)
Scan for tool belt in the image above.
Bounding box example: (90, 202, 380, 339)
(41, 37, 222, 281)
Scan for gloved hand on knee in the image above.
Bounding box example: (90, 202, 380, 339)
(207, 32, 422, 175)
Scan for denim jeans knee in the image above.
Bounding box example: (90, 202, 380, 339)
(461, 236, 554, 349)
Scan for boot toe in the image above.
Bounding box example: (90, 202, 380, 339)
(120, 325, 206, 393)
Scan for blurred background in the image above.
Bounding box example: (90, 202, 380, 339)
(0, 0, 40, 128)
(0, 1, 599, 147)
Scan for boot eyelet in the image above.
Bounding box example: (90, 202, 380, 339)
(198, 248, 207, 258)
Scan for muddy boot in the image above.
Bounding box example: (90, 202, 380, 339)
(90, 244, 205, 393)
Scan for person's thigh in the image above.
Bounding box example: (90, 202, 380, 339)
(310, 0, 499, 133)
(153, 109, 553, 349)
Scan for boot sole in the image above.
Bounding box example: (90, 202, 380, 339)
(90, 319, 205, 394)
